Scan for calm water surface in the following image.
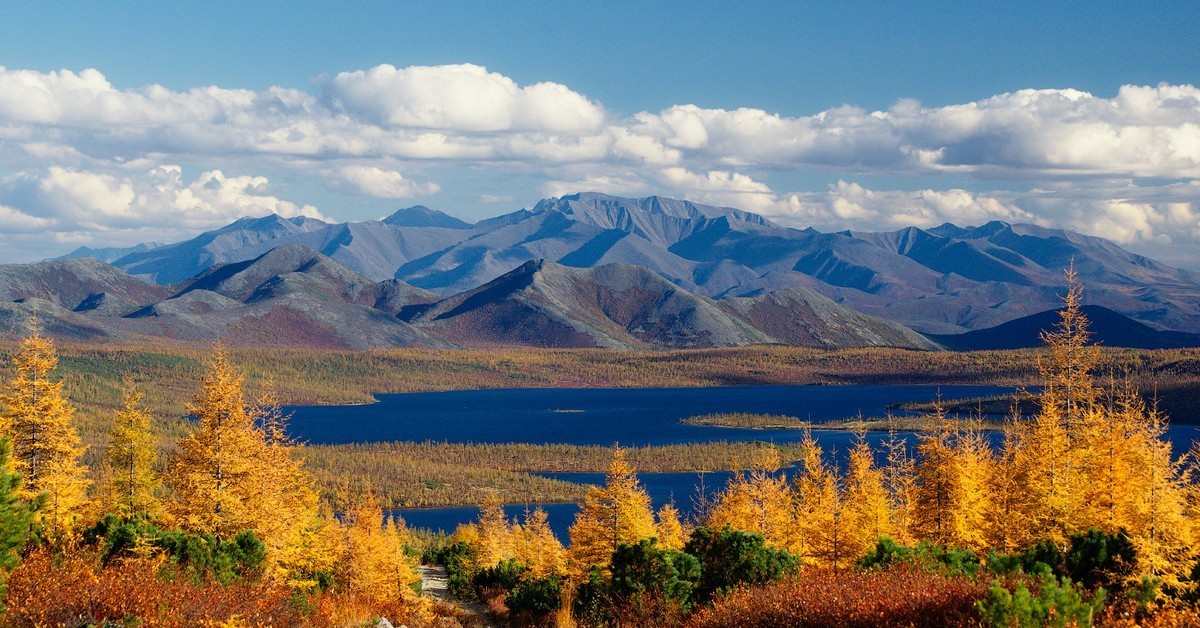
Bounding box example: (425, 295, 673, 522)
(284, 385, 1200, 539)
(287, 384, 1016, 446)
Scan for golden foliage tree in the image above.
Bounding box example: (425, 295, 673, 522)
(166, 347, 328, 585)
(910, 409, 959, 547)
(794, 434, 849, 568)
(655, 502, 687, 551)
(706, 468, 794, 553)
(0, 320, 89, 536)
(471, 492, 514, 569)
(843, 436, 893, 555)
(99, 381, 163, 521)
(340, 489, 421, 601)
(514, 507, 566, 578)
(567, 447, 656, 574)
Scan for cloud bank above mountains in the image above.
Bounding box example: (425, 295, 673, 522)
(0, 63, 1197, 265)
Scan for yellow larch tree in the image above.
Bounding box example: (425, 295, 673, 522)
(910, 409, 960, 547)
(843, 436, 892, 555)
(985, 410, 1039, 553)
(706, 469, 794, 552)
(98, 380, 163, 521)
(340, 489, 422, 602)
(794, 434, 849, 568)
(949, 426, 995, 553)
(472, 492, 515, 569)
(1038, 261, 1099, 424)
(567, 447, 656, 574)
(514, 507, 566, 578)
(1124, 399, 1193, 590)
(883, 432, 918, 545)
(166, 347, 331, 586)
(252, 395, 333, 587)
(655, 502, 687, 551)
(0, 320, 89, 536)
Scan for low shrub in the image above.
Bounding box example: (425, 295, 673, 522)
(684, 526, 797, 603)
(687, 566, 988, 628)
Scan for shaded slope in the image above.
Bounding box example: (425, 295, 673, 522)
(719, 286, 939, 350)
(927, 305, 1200, 350)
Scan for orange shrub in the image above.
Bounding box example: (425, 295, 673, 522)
(3, 548, 301, 627)
(686, 566, 988, 628)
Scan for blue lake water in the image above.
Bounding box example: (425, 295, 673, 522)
(287, 384, 1018, 447)
(284, 384, 1200, 539)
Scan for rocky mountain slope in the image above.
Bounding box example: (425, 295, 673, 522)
(60, 192, 1200, 335)
(8, 248, 934, 351)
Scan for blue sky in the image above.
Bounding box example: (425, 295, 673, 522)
(0, 1, 1198, 265)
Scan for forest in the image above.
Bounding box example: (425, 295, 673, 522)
(0, 272, 1199, 626)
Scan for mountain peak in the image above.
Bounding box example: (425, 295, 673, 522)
(382, 205, 472, 229)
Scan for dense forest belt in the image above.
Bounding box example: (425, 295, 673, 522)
(301, 441, 810, 509)
(680, 412, 1007, 432)
(0, 342, 1195, 450)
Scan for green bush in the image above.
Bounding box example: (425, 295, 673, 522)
(609, 537, 701, 611)
(506, 574, 562, 619)
(976, 574, 1106, 628)
(988, 529, 1135, 593)
(83, 515, 266, 584)
(472, 557, 528, 597)
(859, 537, 980, 577)
(423, 541, 475, 598)
(684, 526, 797, 603)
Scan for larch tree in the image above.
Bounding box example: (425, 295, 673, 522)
(99, 381, 163, 521)
(843, 436, 893, 556)
(794, 434, 848, 569)
(166, 347, 329, 585)
(1009, 265, 1098, 546)
(0, 320, 89, 537)
(984, 409, 1039, 553)
(567, 447, 656, 574)
(472, 492, 514, 569)
(949, 427, 995, 553)
(340, 489, 421, 601)
(706, 468, 794, 552)
(910, 407, 960, 547)
(514, 507, 566, 578)
(655, 502, 687, 551)
(883, 431, 918, 545)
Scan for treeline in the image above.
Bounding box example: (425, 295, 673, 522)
(301, 441, 808, 509)
(426, 272, 1200, 626)
(0, 323, 459, 626)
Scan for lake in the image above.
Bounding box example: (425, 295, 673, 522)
(284, 384, 1200, 539)
(286, 384, 1017, 447)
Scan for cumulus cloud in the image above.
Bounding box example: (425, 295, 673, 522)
(1, 63, 1200, 265)
(330, 165, 440, 198)
(768, 181, 1038, 231)
(323, 64, 605, 133)
(0, 165, 325, 260)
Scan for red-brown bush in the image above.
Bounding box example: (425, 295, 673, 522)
(686, 566, 989, 628)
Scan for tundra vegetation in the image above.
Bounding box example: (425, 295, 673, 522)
(0, 273, 1198, 625)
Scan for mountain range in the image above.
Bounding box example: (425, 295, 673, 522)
(59, 192, 1200, 337)
(2, 244, 933, 350)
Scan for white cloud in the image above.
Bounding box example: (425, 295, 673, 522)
(331, 165, 440, 198)
(0, 165, 325, 260)
(323, 63, 605, 133)
(0, 64, 1199, 265)
(768, 181, 1037, 231)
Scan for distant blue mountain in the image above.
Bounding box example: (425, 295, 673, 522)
(55, 192, 1200, 335)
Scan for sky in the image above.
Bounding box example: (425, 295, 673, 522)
(0, 1, 1199, 266)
